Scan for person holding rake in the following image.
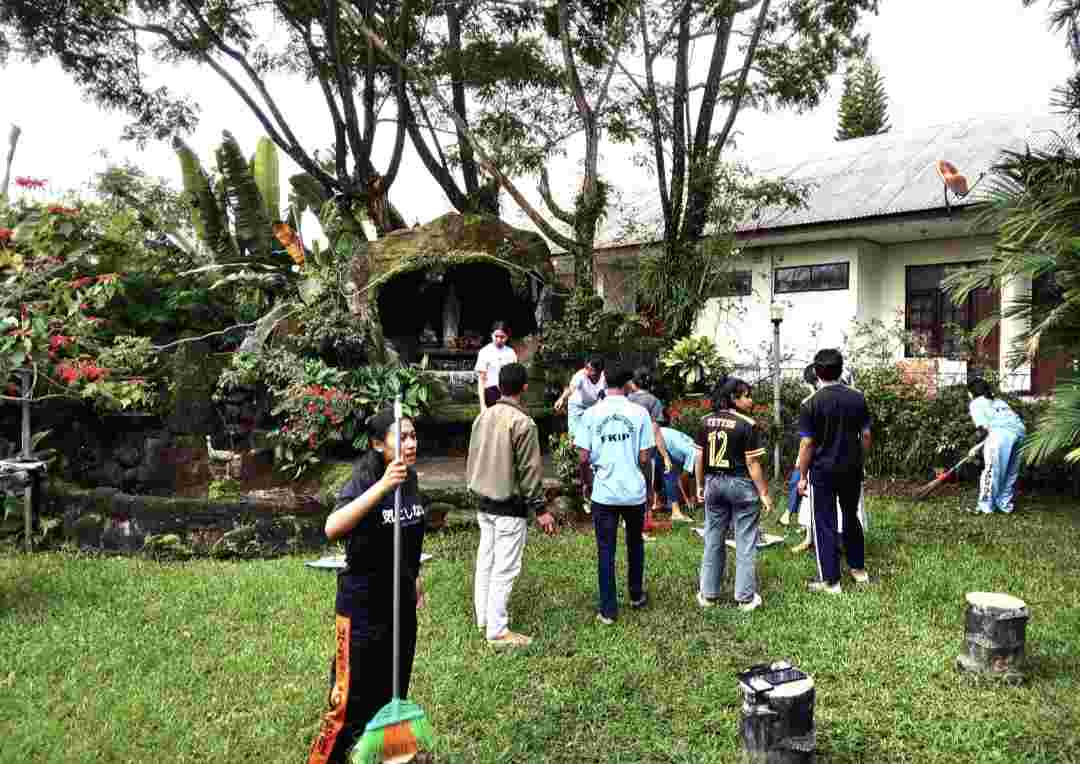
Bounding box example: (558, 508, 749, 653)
(966, 377, 1026, 515)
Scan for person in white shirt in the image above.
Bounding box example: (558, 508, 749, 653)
(553, 357, 606, 441)
(475, 321, 518, 410)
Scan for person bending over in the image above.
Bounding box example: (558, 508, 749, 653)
(966, 378, 1026, 515)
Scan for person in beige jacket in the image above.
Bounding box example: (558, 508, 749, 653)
(467, 362, 556, 648)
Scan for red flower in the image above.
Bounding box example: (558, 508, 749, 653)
(70, 277, 94, 290)
(57, 363, 80, 385)
(14, 177, 46, 190)
(96, 273, 119, 284)
(308, 434, 317, 448)
(0, 228, 13, 245)
(80, 363, 107, 382)
(47, 205, 79, 216)
(49, 335, 73, 352)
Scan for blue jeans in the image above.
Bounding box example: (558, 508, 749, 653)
(699, 475, 760, 603)
(787, 468, 801, 516)
(591, 501, 645, 619)
(651, 451, 681, 506)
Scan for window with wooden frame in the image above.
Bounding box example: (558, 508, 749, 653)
(905, 263, 999, 364)
(774, 262, 849, 293)
(708, 270, 752, 298)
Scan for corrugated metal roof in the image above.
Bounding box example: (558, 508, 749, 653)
(539, 112, 1073, 254)
(738, 112, 1071, 232)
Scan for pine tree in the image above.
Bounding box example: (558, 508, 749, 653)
(835, 57, 892, 141)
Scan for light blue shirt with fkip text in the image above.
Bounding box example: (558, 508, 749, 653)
(575, 395, 655, 506)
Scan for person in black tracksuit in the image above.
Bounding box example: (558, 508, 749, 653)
(308, 407, 426, 764)
(796, 349, 873, 593)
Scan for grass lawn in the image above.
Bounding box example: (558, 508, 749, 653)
(3, 489, 1080, 763)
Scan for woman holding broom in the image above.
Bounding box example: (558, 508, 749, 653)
(308, 406, 428, 764)
(966, 378, 1026, 515)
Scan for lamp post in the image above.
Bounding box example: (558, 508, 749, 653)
(769, 303, 784, 482)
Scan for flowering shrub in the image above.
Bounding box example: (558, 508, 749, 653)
(271, 384, 360, 477)
(0, 188, 168, 412)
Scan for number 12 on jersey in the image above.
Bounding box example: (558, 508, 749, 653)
(707, 430, 730, 469)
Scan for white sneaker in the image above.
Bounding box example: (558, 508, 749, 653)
(487, 630, 534, 648)
(596, 613, 615, 626)
(850, 568, 869, 584)
(807, 580, 842, 595)
(696, 591, 717, 609)
(737, 593, 763, 612)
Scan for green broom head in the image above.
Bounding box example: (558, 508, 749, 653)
(351, 699, 433, 764)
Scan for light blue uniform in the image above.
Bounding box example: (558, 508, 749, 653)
(969, 396, 1026, 514)
(575, 395, 655, 506)
(660, 427, 699, 474)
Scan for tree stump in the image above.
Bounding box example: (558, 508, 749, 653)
(738, 663, 816, 763)
(957, 592, 1029, 682)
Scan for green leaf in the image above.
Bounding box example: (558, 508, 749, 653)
(253, 137, 281, 223)
(216, 131, 272, 259)
(298, 277, 325, 305)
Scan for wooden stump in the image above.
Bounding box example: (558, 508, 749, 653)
(957, 592, 1029, 682)
(739, 664, 816, 763)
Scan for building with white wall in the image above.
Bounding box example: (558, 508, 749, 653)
(589, 113, 1069, 393)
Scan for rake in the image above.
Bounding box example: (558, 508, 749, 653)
(911, 440, 986, 501)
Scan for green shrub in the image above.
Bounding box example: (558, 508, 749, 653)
(548, 431, 579, 496)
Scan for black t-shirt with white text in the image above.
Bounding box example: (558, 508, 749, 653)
(335, 462, 425, 618)
(695, 409, 765, 478)
(797, 383, 872, 481)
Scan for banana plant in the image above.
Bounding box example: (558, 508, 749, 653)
(174, 132, 311, 273)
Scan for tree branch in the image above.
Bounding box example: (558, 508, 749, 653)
(325, 0, 366, 177)
(538, 166, 576, 225)
(446, 1, 480, 198)
(344, 15, 577, 251)
(117, 17, 339, 193)
(178, 0, 306, 156)
(399, 85, 469, 211)
(710, 0, 770, 165)
(638, 0, 671, 233)
(383, 0, 411, 189)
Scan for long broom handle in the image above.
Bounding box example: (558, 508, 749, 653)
(948, 439, 988, 474)
(392, 396, 403, 701)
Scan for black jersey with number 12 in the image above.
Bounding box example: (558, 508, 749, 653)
(695, 410, 765, 478)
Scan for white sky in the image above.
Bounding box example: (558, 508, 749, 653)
(0, 0, 1074, 239)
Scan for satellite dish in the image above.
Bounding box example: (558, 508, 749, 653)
(936, 159, 984, 214)
(936, 160, 969, 196)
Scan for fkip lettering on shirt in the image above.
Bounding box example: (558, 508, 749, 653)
(575, 399, 654, 506)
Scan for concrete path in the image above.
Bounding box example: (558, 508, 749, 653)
(415, 454, 557, 491)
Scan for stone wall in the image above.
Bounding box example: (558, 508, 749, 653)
(47, 482, 329, 559)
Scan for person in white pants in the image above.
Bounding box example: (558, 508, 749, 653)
(466, 362, 556, 648)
